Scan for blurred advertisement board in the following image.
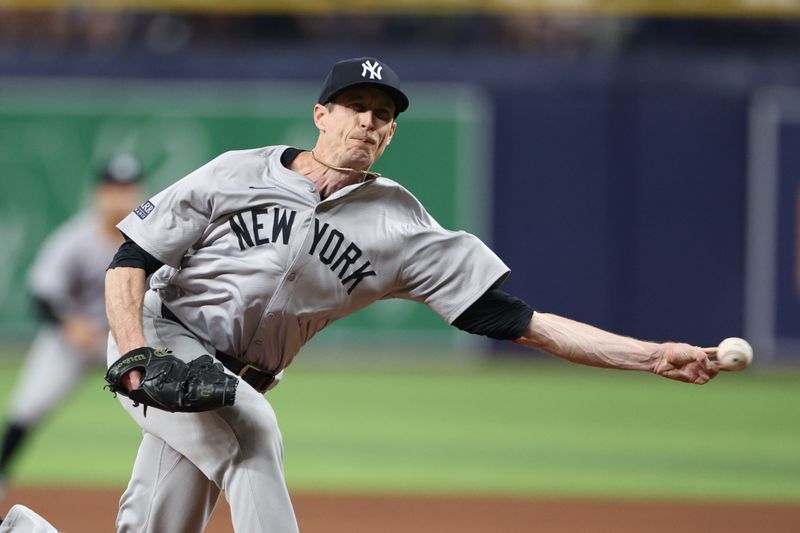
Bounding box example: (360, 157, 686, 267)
(0, 79, 490, 347)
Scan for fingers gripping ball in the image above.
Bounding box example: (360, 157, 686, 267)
(716, 337, 754, 371)
(105, 347, 237, 414)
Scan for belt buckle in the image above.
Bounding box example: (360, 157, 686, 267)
(238, 363, 258, 379)
(238, 364, 272, 393)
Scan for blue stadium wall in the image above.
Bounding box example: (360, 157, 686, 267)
(2, 46, 797, 354)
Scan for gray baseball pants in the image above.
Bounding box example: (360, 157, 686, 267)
(8, 326, 100, 426)
(107, 290, 298, 533)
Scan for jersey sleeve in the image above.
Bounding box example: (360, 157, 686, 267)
(393, 216, 510, 324)
(116, 160, 219, 268)
(27, 219, 82, 314)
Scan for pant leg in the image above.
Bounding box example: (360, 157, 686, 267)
(0, 422, 28, 477)
(110, 290, 298, 533)
(3, 328, 90, 477)
(117, 432, 220, 533)
(8, 326, 90, 426)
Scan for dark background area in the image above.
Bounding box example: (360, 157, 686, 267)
(2, 10, 798, 352)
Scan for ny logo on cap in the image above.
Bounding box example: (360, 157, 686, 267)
(361, 60, 382, 80)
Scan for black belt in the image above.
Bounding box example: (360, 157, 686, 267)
(160, 303, 276, 393)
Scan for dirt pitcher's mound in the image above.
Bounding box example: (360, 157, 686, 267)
(2, 486, 798, 533)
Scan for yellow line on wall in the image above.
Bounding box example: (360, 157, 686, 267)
(1, 0, 800, 18)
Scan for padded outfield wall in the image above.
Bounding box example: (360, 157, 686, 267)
(0, 79, 491, 349)
(0, 49, 799, 361)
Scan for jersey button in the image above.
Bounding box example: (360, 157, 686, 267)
(267, 312, 275, 318)
(255, 339, 263, 346)
(287, 273, 297, 281)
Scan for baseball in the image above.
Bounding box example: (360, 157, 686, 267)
(716, 337, 753, 371)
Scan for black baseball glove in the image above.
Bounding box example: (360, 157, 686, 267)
(105, 347, 237, 414)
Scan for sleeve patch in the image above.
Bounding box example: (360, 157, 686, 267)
(134, 200, 156, 220)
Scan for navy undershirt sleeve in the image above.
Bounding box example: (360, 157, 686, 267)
(108, 234, 164, 276)
(281, 147, 304, 167)
(32, 294, 60, 325)
(452, 288, 534, 340)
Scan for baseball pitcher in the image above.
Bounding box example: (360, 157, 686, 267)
(104, 58, 718, 532)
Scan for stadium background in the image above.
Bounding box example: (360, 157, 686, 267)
(0, 1, 798, 531)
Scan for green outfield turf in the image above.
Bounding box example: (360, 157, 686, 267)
(0, 352, 798, 503)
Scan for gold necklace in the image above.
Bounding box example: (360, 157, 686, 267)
(310, 151, 381, 180)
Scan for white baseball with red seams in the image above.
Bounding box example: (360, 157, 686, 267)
(716, 337, 753, 371)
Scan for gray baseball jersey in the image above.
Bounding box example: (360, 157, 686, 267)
(117, 145, 509, 372)
(29, 210, 119, 327)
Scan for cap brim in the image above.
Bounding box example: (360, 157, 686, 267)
(325, 82, 409, 116)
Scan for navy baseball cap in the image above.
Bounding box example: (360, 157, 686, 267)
(318, 57, 409, 116)
(97, 153, 142, 185)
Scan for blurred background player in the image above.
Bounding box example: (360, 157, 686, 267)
(0, 155, 144, 501)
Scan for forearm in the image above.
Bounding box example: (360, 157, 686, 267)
(105, 267, 148, 354)
(515, 312, 659, 372)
